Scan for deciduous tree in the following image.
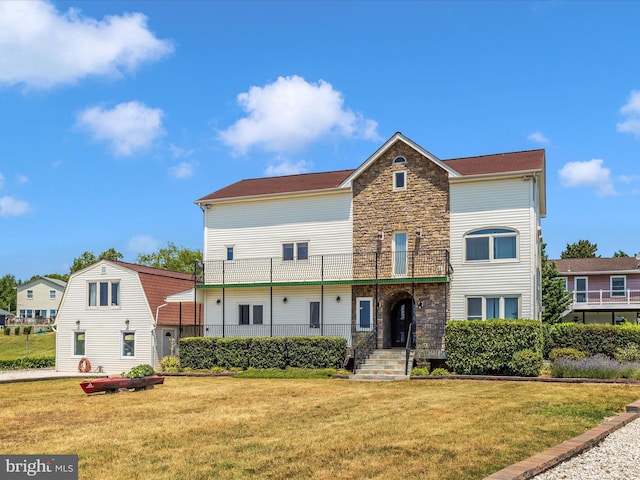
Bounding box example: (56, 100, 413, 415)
(137, 242, 202, 274)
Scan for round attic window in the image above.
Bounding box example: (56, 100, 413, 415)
(393, 156, 406, 164)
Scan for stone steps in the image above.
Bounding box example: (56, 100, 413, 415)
(350, 348, 413, 381)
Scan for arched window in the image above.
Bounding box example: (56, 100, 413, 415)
(393, 156, 406, 164)
(464, 228, 518, 261)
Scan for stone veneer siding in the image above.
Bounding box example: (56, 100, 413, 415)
(351, 140, 450, 352)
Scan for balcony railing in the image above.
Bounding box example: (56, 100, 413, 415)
(200, 250, 450, 287)
(570, 289, 640, 305)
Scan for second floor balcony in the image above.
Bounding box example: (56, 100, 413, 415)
(199, 250, 451, 288)
(569, 289, 640, 308)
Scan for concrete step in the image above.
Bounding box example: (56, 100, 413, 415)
(351, 348, 414, 381)
(350, 373, 410, 381)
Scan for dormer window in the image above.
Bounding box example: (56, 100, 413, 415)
(393, 171, 406, 191)
(393, 156, 406, 164)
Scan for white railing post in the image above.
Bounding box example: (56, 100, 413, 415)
(599, 289, 603, 304)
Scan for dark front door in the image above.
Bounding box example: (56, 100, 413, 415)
(391, 299, 413, 347)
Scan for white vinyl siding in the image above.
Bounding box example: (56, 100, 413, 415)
(450, 177, 540, 320)
(201, 286, 352, 343)
(203, 191, 352, 262)
(55, 262, 155, 374)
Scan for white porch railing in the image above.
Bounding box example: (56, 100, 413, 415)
(570, 289, 640, 305)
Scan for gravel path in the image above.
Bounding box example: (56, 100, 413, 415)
(533, 417, 640, 480)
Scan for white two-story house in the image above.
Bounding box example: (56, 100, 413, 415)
(194, 132, 545, 362)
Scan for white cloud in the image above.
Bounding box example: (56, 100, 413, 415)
(617, 90, 640, 136)
(0, 196, 30, 216)
(619, 174, 640, 184)
(76, 101, 165, 156)
(558, 159, 616, 196)
(0, 173, 4, 190)
(169, 143, 194, 159)
(0, 1, 173, 89)
(127, 235, 160, 255)
(527, 131, 549, 144)
(264, 159, 310, 177)
(169, 162, 194, 179)
(219, 75, 380, 154)
(16, 175, 28, 184)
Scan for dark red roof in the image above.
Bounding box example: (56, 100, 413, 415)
(442, 149, 545, 176)
(112, 261, 198, 326)
(553, 257, 640, 274)
(196, 169, 355, 202)
(196, 149, 545, 202)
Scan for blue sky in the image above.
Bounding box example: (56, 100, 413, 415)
(1, 1, 639, 281)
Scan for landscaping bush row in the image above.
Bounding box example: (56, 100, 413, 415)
(445, 319, 543, 376)
(544, 323, 640, 358)
(0, 356, 55, 370)
(179, 336, 348, 370)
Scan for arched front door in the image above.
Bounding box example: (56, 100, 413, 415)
(391, 298, 413, 347)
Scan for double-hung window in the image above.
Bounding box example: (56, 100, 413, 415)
(611, 276, 626, 298)
(73, 331, 86, 356)
(50, 290, 56, 299)
(122, 331, 135, 357)
(282, 242, 309, 261)
(466, 296, 519, 320)
(465, 228, 518, 262)
(27, 290, 33, 299)
(88, 280, 120, 307)
(393, 171, 406, 191)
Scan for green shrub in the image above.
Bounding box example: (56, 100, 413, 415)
(122, 364, 155, 378)
(445, 319, 543, 375)
(545, 323, 640, 358)
(286, 337, 347, 369)
(216, 338, 251, 369)
(14, 326, 20, 335)
(614, 344, 640, 363)
(23, 325, 32, 335)
(548, 347, 587, 362)
(179, 337, 217, 370)
(249, 337, 287, 369)
(3, 327, 9, 336)
(0, 356, 56, 370)
(411, 367, 429, 376)
(159, 356, 181, 372)
(551, 354, 638, 379)
(508, 349, 543, 377)
(430, 368, 451, 376)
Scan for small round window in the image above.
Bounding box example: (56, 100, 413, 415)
(393, 156, 406, 164)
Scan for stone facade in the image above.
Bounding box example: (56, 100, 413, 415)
(350, 139, 450, 354)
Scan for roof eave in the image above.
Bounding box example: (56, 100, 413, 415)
(195, 186, 351, 207)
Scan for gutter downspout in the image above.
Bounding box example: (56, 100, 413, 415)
(153, 303, 169, 366)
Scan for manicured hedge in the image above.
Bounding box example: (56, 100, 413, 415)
(545, 323, 640, 358)
(178, 336, 347, 370)
(445, 319, 543, 375)
(286, 337, 347, 369)
(178, 337, 217, 370)
(0, 356, 56, 370)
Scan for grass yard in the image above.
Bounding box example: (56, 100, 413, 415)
(0, 331, 55, 360)
(1, 377, 639, 480)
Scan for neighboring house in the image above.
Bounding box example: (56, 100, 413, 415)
(553, 257, 640, 324)
(16, 276, 66, 324)
(55, 260, 200, 374)
(194, 132, 546, 361)
(0, 308, 12, 329)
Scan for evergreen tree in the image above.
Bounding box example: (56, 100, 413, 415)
(613, 250, 629, 258)
(560, 239, 599, 259)
(542, 244, 572, 324)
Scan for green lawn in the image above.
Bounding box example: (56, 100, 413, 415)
(1, 377, 639, 480)
(0, 331, 55, 360)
